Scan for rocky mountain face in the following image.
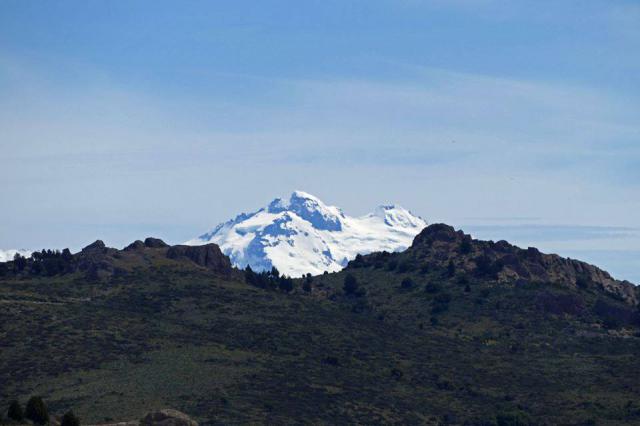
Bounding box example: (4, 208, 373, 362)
(0, 237, 233, 281)
(186, 190, 427, 277)
(351, 223, 639, 306)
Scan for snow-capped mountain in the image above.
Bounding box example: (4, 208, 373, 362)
(186, 191, 427, 277)
(0, 249, 32, 262)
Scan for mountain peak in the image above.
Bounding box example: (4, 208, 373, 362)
(187, 191, 427, 276)
(267, 191, 344, 231)
(372, 204, 425, 228)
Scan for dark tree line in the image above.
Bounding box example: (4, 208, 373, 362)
(6, 396, 79, 426)
(244, 266, 295, 293)
(0, 249, 76, 277)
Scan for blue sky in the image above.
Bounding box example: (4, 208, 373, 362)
(0, 1, 638, 282)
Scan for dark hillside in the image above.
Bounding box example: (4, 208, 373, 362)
(1, 228, 639, 425)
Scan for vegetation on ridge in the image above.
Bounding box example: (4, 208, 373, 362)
(1, 225, 639, 425)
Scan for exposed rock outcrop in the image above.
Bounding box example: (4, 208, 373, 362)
(140, 409, 198, 426)
(124, 240, 145, 251)
(144, 238, 169, 248)
(166, 244, 232, 275)
(356, 223, 639, 306)
(84, 409, 197, 426)
(82, 240, 107, 252)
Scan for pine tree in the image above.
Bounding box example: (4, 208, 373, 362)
(8, 400, 24, 422)
(25, 396, 49, 425)
(343, 274, 359, 295)
(61, 411, 80, 426)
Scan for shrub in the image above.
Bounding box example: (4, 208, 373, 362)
(61, 411, 80, 426)
(25, 396, 48, 425)
(343, 274, 359, 295)
(401, 277, 414, 289)
(8, 400, 24, 422)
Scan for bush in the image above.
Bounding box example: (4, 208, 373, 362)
(8, 400, 24, 422)
(61, 411, 80, 426)
(25, 396, 48, 425)
(401, 277, 414, 289)
(343, 274, 359, 295)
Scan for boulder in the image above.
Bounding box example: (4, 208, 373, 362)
(82, 240, 107, 252)
(124, 240, 145, 251)
(140, 409, 198, 426)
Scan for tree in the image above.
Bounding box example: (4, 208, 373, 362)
(278, 276, 294, 293)
(13, 253, 27, 273)
(61, 411, 80, 426)
(270, 266, 280, 279)
(343, 274, 359, 295)
(244, 266, 257, 285)
(25, 396, 48, 425)
(8, 400, 24, 422)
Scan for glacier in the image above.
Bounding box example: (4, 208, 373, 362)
(186, 191, 427, 277)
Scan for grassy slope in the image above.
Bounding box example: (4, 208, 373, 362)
(1, 247, 639, 425)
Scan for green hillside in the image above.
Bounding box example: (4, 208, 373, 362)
(1, 227, 639, 425)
